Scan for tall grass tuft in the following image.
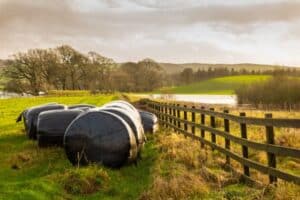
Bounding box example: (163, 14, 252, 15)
(60, 166, 110, 195)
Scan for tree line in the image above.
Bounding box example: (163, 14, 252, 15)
(236, 76, 300, 110)
(3, 45, 300, 95)
(173, 67, 300, 85)
(3, 45, 165, 95)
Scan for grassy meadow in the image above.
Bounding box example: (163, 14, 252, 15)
(0, 94, 157, 199)
(156, 75, 271, 94)
(0, 94, 299, 199)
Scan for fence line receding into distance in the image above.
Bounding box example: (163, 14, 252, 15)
(146, 100, 300, 185)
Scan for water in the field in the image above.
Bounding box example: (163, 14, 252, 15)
(139, 94, 237, 106)
(0, 91, 21, 99)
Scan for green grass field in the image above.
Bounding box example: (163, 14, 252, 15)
(0, 94, 299, 199)
(157, 75, 271, 94)
(0, 95, 158, 199)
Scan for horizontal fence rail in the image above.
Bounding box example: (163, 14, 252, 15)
(146, 100, 300, 185)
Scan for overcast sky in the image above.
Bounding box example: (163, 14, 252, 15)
(0, 0, 300, 66)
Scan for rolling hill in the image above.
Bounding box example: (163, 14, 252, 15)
(156, 75, 271, 94)
(159, 62, 294, 74)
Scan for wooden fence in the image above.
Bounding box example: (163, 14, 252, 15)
(146, 100, 300, 185)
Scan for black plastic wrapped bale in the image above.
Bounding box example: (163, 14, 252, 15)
(16, 102, 58, 133)
(37, 109, 84, 147)
(64, 110, 137, 168)
(68, 104, 96, 110)
(103, 100, 141, 123)
(100, 107, 145, 152)
(16, 109, 29, 131)
(102, 100, 146, 146)
(23, 104, 66, 139)
(139, 110, 158, 133)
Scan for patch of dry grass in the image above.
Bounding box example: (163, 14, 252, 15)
(140, 131, 210, 199)
(140, 130, 246, 199)
(272, 182, 300, 200)
(140, 165, 209, 200)
(8, 145, 66, 171)
(59, 166, 110, 195)
(157, 132, 207, 169)
(140, 129, 300, 200)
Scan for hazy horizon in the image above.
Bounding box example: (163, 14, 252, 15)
(1, 0, 300, 66)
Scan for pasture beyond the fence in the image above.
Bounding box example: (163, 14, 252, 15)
(146, 100, 300, 185)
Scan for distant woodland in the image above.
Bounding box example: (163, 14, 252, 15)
(1, 45, 300, 95)
(2, 45, 164, 95)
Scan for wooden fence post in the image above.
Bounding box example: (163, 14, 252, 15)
(159, 103, 161, 125)
(169, 104, 172, 127)
(159, 103, 162, 121)
(165, 103, 168, 128)
(156, 103, 159, 121)
(161, 103, 165, 125)
(184, 105, 188, 132)
(210, 108, 216, 150)
(191, 106, 196, 135)
(177, 104, 181, 131)
(240, 112, 250, 177)
(265, 113, 277, 184)
(200, 106, 205, 148)
(224, 110, 230, 165)
(173, 104, 176, 131)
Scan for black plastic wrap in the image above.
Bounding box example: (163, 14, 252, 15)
(139, 110, 158, 133)
(100, 107, 145, 151)
(16, 103, 58, 132)
(37, 109, 84, 147)
(103, 100, 141, 122)
(16, 109, 29, 131)
(68, 104, 96, 109)
(64, 110, 137, 168)
(23, 104, 66, 139)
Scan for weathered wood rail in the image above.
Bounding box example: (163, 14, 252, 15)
(146, 100, 300, 185)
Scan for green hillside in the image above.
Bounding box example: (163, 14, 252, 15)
(159, 63, 291, 74)
(157, 75, 271, 94)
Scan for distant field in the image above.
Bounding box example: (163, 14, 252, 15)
(156, 75, 271, 94)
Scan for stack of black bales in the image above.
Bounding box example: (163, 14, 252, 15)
(17, 101, 156, 168)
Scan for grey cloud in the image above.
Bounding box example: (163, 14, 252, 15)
(0, 0, 300, 65)
(2, 1, 300, 32)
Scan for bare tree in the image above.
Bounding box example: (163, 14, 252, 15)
(4, 49, 44, 94)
